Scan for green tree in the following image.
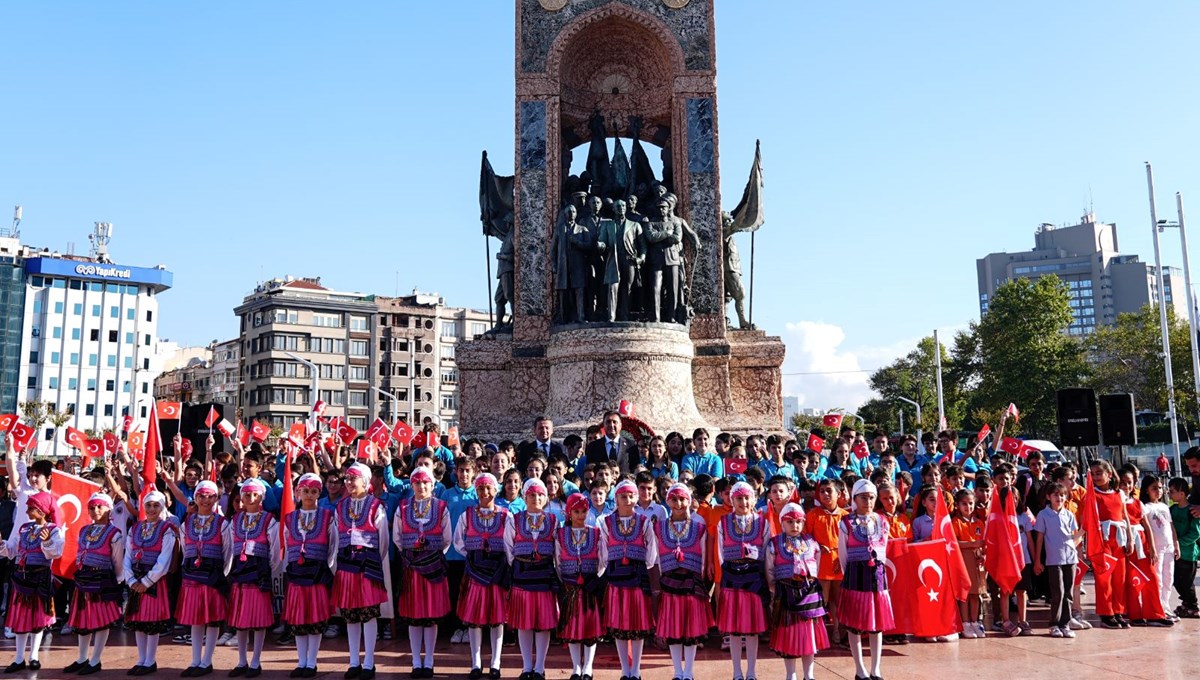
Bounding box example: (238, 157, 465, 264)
(1085, 303, 1197, 422)
(954, 275, 1086, 439)
(866, 336, 964, 434)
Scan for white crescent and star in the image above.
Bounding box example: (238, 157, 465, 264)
(917, 558, 944, 601)
(57, 494, 82, 525)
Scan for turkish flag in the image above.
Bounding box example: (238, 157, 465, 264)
(313, 400, 327, 417)
(365, 419, 390, 449)
(336, 421, 359, 446)
(998, 437, 1022, 456)
(83, 439, 104, 464)
(391, 420, 413, 445)
(205, 406, 218, 428)
(10, 422, 35, 453)
(127, 431, 145, 458)
(1074, 560, 1089, 587)
(356, 439, 374, 460)
(446, 426, 460, 448)
(50, 471, 102, 580)
(822, 413, 843, 430)
(0, 413, 17, 433)
(156, 401, 182, 420)
(304, 430, 323, 452)
(217, 419, 236, 437)
(1016, 443, 1038, 460)
(288, 422, 308, 446)
(178, 438, 193, 461)
(1007, 402, 1020, 422)
(1127, 561, 1150, 596)
(983, 487, 1026, 593)
(236, 422, 251, 447)
(64, 426, 88, 451)
(324, 434, 340, 454)
(976, 423, 991, 444)
(724, 458, 748, 475)
(932, 483, 972, 602)
(250, 420, 269, 443)
(852, 441, 870, 460)
(618, 399, 635, 417)
(884, 538, 916, 636)
(1081, 472, 1111, 577)
(419, 429, 439, 450)
(806, 432, 825, 453)
(102, 432, 120, 455)
(122, 414, 134, 433)
(280, 445, 294, 560)
(905, 538, 960, 638)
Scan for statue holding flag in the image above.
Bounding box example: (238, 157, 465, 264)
(479, 151, 515, 331)
(723, 141, 765, 330)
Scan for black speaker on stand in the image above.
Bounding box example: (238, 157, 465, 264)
(1057, 388, 1100, 447)
(1099, 393, 1138, 446)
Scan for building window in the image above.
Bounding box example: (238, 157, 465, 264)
(110, 306, 119, 318)
(313, 313, 342, 328)
(144, 334, 151, 346)
(440, 321, 456, 338)
(52, 326, 61, 339)
(54, 302, 64, 314)
(26, 376, 36, 389)
(127, 308, 135, 320)
(273, 308, 299, 324)
(441, 369, 457, 384)
(28, 350, 38, 363)
(88, 354, 98, 366)
(124, 357, 133, 368)
(104, 405, 113, 417)
(86, 404, 95, 416)
(146, 310, 153, 322)
(70, 353, 79, 366)
(48, 377, 59, 389)
(91, 305, 101, 317)
(440, 345, 455, 360)
(108, 330, 118, 342)
(348, 417, 367, 431)
(105, 380, 115, 391)
(87, 379, 96, 391)
(319, 390, 345, 406)
(348, 391, 368, 407)
(470, 322, 487, 336)
(350, 340, 369, 357)
(349, 316, 369, 332)
(107, 355, 116, 367)
(441, 393, 457, 410)
(72, 328, 81, 340)
(349, 365, 368, 381)
(68, 378, 78, 390)
(50, 352, 59, 365)
(73, 303, 83, 315)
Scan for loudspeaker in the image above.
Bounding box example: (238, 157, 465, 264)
(179, 403, 227, 459)
(1099, 393, 1138, 446)
(1057, 387, 1100, 446)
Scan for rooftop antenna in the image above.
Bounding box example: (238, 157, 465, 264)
(89, 222, 113, 263)
(7, 205, 21, 238)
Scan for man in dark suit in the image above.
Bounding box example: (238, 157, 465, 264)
(584, 410, 640, 475)
(516, 416, 565, 471)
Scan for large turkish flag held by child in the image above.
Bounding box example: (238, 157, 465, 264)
(984, 487, 1026, 593)
(50, 470, 102, 579)
(903, 538, 960, 638)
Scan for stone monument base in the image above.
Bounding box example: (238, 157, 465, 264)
(458, 322, 785, 440)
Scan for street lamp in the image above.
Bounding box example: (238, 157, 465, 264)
(896, 396, 922, 448)
(1146, 163, 1183, 472)
(1159, 192, 1200, 444)
(370, 385, 397, 426)
(284, 351, 319, 429)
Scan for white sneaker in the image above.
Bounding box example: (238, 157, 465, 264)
(452, 628, 468, 644)
(217, 631, 237, 646)
(3, 627, 12, 640)
(1049, 626, 1064, 638)
(60, 624, 74, 635)
(721, 635, 731, 650)
(960, 626, 976, 639)
(1062, 626, 1076, 638)
(1068, 616, 1091, 630)
(324, 623, 340, 639)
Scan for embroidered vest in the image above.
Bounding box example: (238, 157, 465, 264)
(181, 513, 226, 561)
(557, 525, 600, 578)
(462, 506, 508, 553)
(511, 511, 556, 559)
(770, 533, 819, 581)
(336, 495, 382, 551)
(285, 507, 333, 564)
(231, 511, 271, 559)
(721, 513, 765, 563)
(17, 522, 56, 567)
(655, 516, 703, 574)
(396, 498, 447, 551)
(75, 523, 120, 570)
(840, 512, 887, 562)
(605, 513, 649, 563)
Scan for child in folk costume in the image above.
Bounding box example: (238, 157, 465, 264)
(393, 466, 453, 678)
(177, 480, 228, 677)
(655, 483, 712, 680)
(1118, 470, 1171, 626)
(599, 479, 658, 680)
(333, 463, 392, 680)
(766, 503, 829, 680)
(506, 478, 561, 680)
(284, 473, 339, 678)
(452, 473, 510, 680)
(2, 492, 64, 673)
(837, 480, 894, 680)
(717, 481, 770, 680)
(124, 490, 177, 676)
(1089, 460, 1132, 629)
(556, 493, 604, 680)
(226, 477, 281, 678)
(65, 492, 123, 676)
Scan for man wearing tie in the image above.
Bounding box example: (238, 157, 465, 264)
(583, 410, 640, 474)
(516, 416, 564, 471)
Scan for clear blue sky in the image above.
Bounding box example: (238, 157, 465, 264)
(3, 1, 1198, 410)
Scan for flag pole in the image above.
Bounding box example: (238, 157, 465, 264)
(485, 235, 494, 327)
(749, 230, 756, 328)
(934, 329, 945, 431)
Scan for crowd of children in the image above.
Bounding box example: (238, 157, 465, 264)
(0, 412, 1196, 680)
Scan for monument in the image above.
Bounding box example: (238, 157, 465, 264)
(460, 0, 785, 439)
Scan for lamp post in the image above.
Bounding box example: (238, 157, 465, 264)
(285, 351, 319, 429)
(371, 385, 397, 426)
(1146, 162, 1182, 472)
(896, 396, 922, 450)
(1176, 193, 1200, 444)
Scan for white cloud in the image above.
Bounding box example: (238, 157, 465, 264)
(780, 321, 919, 412)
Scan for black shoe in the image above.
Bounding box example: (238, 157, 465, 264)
(128, 666, 145, 676)
(1130, 619, 1147, 627)
(28, 661, 41, 671)
(1100, 615, 1120, 629)
(66, 661, 87, 673)
(361, 669, 376, 680)
(871, 676, 885, 680)
(571, 675, 581, 680)
(470, 670, 483, 680)
(302, 669, 317, 679)
(245, 668, 262, 679)
(193, 667, 214, 677)
(290, 668, 306, 679)
(581, 676, 592, 680)
(183, 668, 197, 678)
(346, 667, 362, 680)
(133, 664, 158, 676)
(4, 662, 25, 673)
(491, 670, 502, 680)
(229, 666, 249, 678)
(79, 663, 103, 676)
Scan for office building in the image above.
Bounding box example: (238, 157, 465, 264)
(977, 212, 1187, 335)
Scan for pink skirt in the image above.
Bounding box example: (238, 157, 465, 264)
(126, 585, 172, 624)
(333, 571, 388, 610)
(770, 617, 830, 658)
(68, 590, 121, 633)
(604, 587, 653, 637)
(176, 581, 227, 626)
(508, 588, 559, 631)
(228, 584, 274, 630)
(458, 582, 507, 627)
(397, 571, 450, 623)
(838, 588, 895, 633)
(559, 584, 603, 643)
(285, 583, 333, 627)
(717, 589, 767, 635)
(657, 591, 713, 642)
(6, 593, 54, 634)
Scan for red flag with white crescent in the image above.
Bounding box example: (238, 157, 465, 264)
(250, 420, 269, 443)
(0, 413, 18, 433)
(336, 421, 359, 446)
(64, 426, 88, 451)
(883, 537, 916, 636)
(822, 413, 843, 430)
(905, 538, 960, 637)
(932, 485, 972, 602)
(983, 487, 1026, 593)
(156, 401, 182, 420)
(10, 422, 36, 453)
(51, 470, 102, 579)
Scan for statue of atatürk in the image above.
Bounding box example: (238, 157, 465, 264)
(579, 194, 606, 321)
(596, 199, 646, 322)
(479, 150, 515, 331)
(644, 198, 683, 323)
(724, 140, 765, 330)
(495, 222, 515, 327)
(552, 202, 594, 324)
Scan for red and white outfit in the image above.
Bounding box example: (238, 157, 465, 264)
(68, 522, 124, 634)
(283, 505, 338, 634)
(836, 511, 894, 633)
(223, 509, 280, 631)
(452, 504, 510, 628)
(599, 512, 658, 638)
(766, 531, 830, 657)
(392, 496, 453, 625)
(716, 511, 770, 635)
(655, 513, 711, 644)
(555, 519, 606, 644)
(1093, 487, 1129, 617)
(332, 494, 391, 619)
(176, 512, 229, 627)
(1124, 496, 1167, 621)
(123, 516, 177, 634)
(3, 521, 64, 633)
(505, 509, 561, 631)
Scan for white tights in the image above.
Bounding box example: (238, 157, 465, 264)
(728, 635, 759, 679)
(132, 630, 158, 667)
(407, 624, 436, 669)
(235, 629, 266, 669)
(75, 629, 110, 666)
(468, 625, 505, 671)
(349, 619, 380, 669)
(848, 631, 882, 678)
